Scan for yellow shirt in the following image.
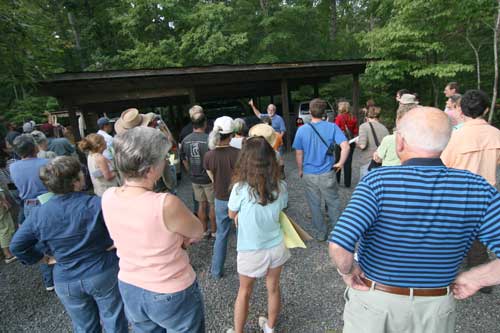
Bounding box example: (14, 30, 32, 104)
(441, 119, 500, 186)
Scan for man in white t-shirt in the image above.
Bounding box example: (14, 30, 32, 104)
(96, 117, 114, 161)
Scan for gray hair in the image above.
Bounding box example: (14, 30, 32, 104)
(114, 127, 172, 180)
(31, 130, 48, 145)
(233, 118, 248, 136)
(39, 156, 81, 194)
(398, 107, 451, 153)
(13, 134, 37, 158)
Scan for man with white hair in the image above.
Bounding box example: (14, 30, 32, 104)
(329, 107, 500, 333)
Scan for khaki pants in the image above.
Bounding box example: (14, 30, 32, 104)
(343, 287, 456, 333)
(0, 203, 15, 248)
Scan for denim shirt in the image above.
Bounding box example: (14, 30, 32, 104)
(10, 192, 118, 283)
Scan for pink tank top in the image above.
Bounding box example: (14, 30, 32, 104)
(102, 188, 195, 293)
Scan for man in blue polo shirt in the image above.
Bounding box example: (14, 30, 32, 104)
(329, 107, 500, 333)
(293, 98, 350, 241)
(9, 134, 54, 291)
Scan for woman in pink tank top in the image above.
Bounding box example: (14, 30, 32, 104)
(102, 126, 205, 333)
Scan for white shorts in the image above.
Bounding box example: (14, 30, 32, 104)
(237, 241, 290, 278)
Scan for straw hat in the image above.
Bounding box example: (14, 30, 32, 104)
(115, 108, 155, 134)
(248, 123, 277, 147)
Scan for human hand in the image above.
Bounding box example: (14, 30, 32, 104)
(248, 99, 254, 107)
(333, 162, 344, 172)
(298, 170, 303, 178)
(40, 255, 57, 265)
(234, 214, 239, 228)
(373, 151, 382, 163)
(340, 265, 369, 291)
(452, 271, 482, 299)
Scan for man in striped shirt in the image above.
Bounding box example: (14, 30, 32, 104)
(329, 107, 500, 333)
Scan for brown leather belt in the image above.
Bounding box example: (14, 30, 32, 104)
(360, 277, 449, 297)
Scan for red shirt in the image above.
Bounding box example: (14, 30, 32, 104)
(335, 113, 359, 136)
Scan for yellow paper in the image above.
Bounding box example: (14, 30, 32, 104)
(280, 212, 307, 248)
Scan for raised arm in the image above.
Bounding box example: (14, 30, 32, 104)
(248, 99, 262, 118)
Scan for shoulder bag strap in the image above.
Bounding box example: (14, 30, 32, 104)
(307, 123, 330, 149)
(368, 122, 380, 147)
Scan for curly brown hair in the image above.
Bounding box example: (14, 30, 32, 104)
(231, 136, 280, 205)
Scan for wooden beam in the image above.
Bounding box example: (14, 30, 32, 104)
(280, 79, 291, 152)
(352, 73, 360, 123)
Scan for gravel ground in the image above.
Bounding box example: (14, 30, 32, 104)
(1, 151, 499, 332)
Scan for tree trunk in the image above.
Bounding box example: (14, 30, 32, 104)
(489, 1, 500, 124)
(330, 0, 337, 40)
(260, 0, 268, 16)
(465, 30, 482, 90)
(67, 11, 85, 70)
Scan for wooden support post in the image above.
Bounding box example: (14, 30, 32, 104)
(280, 79, 291, 152)
(68, 107, 81, 141)
(313, 83, 320, 97)
(352, 73, 360, 123)
(189, 89, 196, 106)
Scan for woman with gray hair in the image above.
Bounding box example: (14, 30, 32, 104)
(31, 130, 57, 159)
(102, 126, 206, 332)
(230, 118, 248, 149)
(10, 156, 128, 332)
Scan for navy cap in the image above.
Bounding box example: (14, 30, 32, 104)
(97, 117, 110, 128)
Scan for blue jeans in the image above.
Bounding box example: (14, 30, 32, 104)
(303, 170, 341, 238)
(25, 202, 54, 288)
(211, 199, 232, 278)
(119, 280, 205, 333)
(54, 266, 128, 333)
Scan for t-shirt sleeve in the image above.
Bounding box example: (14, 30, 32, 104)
(292, 127, 304, 150)
(228, 183, 243, 212)
(358, 124, 368, 148)
(333, 124, 347, 144)
(203, 152, 211, 171)
(329, 181, 379, 252)
(477, 188, 500, 256)
(180, 139, 187, 161)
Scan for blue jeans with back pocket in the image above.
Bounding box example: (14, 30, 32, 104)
(118, 279, 205, 333)
(54, 265, 128, 333)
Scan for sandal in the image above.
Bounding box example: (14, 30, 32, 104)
(4, 256, 17, 264)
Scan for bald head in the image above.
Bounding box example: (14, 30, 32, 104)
(398, 107, 451, 154)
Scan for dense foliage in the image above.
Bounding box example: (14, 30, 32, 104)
(1, 0, 499, 125)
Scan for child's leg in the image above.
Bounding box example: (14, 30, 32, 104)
(234, 274, 256, 333)
(265, 265, 284, 329)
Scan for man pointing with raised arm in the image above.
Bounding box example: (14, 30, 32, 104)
(329, 107, 500, 333)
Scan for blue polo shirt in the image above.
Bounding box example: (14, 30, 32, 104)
(260, 114, 286, 133)
(10, 192, 118, 283)
(330, 158, 500, 288)
(9, 158, 48, 200)
(292, 121, 347, 174)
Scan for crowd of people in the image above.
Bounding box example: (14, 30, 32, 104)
(0, 81, 499, 333)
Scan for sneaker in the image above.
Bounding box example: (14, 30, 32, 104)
(226, 329, 236, 333)
(45, 286, 55, 292)
(4, 256, 17, 264)
(211, 232, 216, 239)
(203, 231, 211, 239)
(259, 317, 274, 333)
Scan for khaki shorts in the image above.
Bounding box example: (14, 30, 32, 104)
(237, 241, 290, 278)
(192, 183, 215, 204)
